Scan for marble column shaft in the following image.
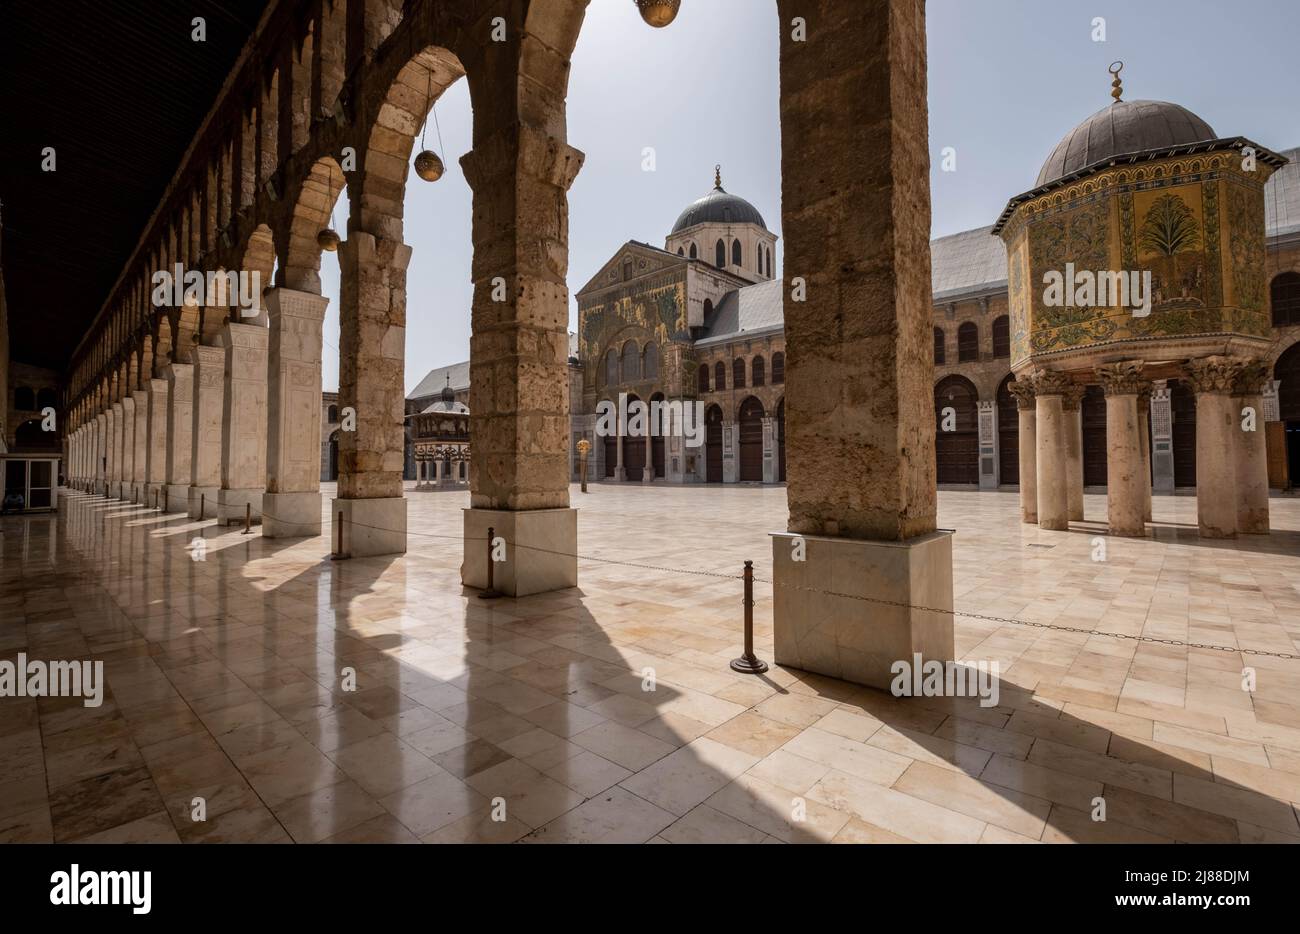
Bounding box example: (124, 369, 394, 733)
(1009, 378, 1037, 523)
(1186, 356, 1240, 539)
(1034, 373, 1072, 531)
(1096, 362, 1147, 537)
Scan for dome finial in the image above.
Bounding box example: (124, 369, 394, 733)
(714, 164, 722, 189)
(1108, 61, 1124, 103)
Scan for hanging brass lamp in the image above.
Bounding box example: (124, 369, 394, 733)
(317, 166, 340, 251)
(414, 150, 445, 182)
(414, 66, 446, 183)
(635, 0, 680, 27)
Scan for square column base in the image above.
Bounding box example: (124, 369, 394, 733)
(262, 491, 322, 538)
(188, 485, 219, 519)
(218, 489, 263, 526)
(771, 530, 955, 691)
(164, 484, 190, 514)
(332, 497, 407, 557)
(461, 507, 577, 598)
(144, 483, 166, 508)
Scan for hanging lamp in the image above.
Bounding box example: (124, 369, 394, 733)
(635, 0, 680, 27)
(316, 166, 340, 251)
(413, 66, 446, 182)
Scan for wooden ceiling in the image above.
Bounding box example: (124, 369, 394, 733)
(0, 0, 267, 372)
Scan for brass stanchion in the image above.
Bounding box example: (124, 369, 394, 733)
(478, 526, 502, 599)
(730, 560, 768, 674)
(577, 438, 590, 494)
(200, 493, 205, 519)
(163, 488, 168, 513)
(241, 502, 252, 534)
(331, 510, 349, 560)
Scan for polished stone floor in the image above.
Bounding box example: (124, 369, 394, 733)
(2, 482, 1299, 843)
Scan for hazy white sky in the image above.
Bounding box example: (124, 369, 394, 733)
(319, 0, 1300, 394)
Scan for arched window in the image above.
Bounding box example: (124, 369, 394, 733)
(605, 349, 618, 386)
(698, 364, 710, 393)
(703, 298, 714, 320)
(933, 327, 945, 365)
(36, 388, 57, 410)
(327, 404, 339, 422)
(714, 361, 726, 391)
(991, 315, 1010, 358)
(759, 245, 766, 276)
(957, 322, 979, 362)
(677, 246, 684, 256)
(621, 341, 640, 382)
(1272, 272, 1300, 327)
(14, 387, 35, 410)
(772, 351, 785, 384)
(715, 239, 726, 268)
(733, 357, 746, 389)
(689, 242, 698, 260)
(642, 344, 659, 381)
(752, 356, 765, 387)
(732, 239, 742, 267)
(622, 258, 633, 281)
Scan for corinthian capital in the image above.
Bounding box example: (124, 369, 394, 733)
(1006, 375, 1037, 410)
(1231, 358, 1270, 397)
(1184, 355, 1246, 395)
(1095, 360, 1147, 396)
(1034, 369, 1075, 396)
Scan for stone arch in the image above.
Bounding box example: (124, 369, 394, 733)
(356, 46, 465, 241)
(235, 224, 277, 320)
(621, 340, 640, 382)
(996, 373, 1018, 485)
(705, 402, 724, 483)
(281, 155, 348, 292)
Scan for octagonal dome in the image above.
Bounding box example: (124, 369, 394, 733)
(1035, 99, 1217, 187)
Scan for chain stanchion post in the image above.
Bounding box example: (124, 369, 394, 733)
(331, 510, 349, 560)
(163, 488, 168, 513)
(241, 502, 252, 535)
(478, 526, 502, 600)
(730, 560, 768, 674)
(200, 493, 205, 519)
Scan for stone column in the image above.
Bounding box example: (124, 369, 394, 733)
(131, 389, 148, 502)
(120, 394, 136, 500)
(95, 413, 107, 492)
(145, 378, 169, 506)
(164, 363, 194, 511)
(1149, 381, 1175, 493)
(108, 403, 122, 496)
(1233, 360, 1270, 533)
(1062, 386, 1084, 521)
(1033, 371, 1072, 531)
(263, 288, 328, 537)
(1138, 388, 1152, 522)
(333, 233, 411, 556)
(770, 0, 953, 690)
(1185, 356, 1241, 539)
(188, 345, 225, 519)
(458, 112, 583, 595)
(1096, 361, 1146, 537)
(217, 322, 268, 525)
(642, 418, 653, 482)
(1008, 376, 1037, 522)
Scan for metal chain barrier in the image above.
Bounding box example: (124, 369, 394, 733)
(63, 489, 1300, 661)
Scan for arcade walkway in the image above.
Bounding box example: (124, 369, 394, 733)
(2, 486, 1299, 843)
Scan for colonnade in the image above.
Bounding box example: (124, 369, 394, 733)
(1010, 355, 1271, 539)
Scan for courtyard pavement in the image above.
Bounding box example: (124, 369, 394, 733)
(2, 483, 1299, 843)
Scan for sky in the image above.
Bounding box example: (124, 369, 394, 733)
(319, 0, 1300, 394)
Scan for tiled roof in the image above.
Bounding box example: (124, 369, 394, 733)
(696, 278, 783, 345)
(931, 226, 1007, 301)
(1266, 146, 1300, 238)
(407, 360, 469, 400)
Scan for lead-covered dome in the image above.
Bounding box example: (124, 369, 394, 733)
(671, 184, 766, 233)
(1035, 100, 1217, 187)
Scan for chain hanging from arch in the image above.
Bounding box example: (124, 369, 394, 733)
(413, 64, 445, 183)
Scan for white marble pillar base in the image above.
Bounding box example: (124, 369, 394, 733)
(262, 491, 322, 538)
(332, 496, 408, 558)
(461, 507, 577, 597)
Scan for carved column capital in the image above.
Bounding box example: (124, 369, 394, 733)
(1006, 375, 1036, 410)
(1033, 369, 1074, 397)
(1230, 358, 1270, 397)
(1185, 355, 1247, 395)
(1095, 360, 1147, 396)
(1062, 384, 1086, 412)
